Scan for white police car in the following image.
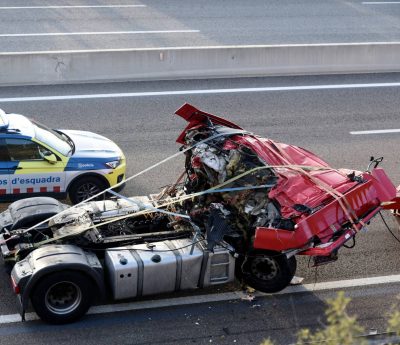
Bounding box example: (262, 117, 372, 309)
(0, 109, 126, 204)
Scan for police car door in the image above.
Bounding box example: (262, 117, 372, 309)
(0, 139, 11, 196)
(4, 138, 66, 196)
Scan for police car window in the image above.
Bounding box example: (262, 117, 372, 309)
(5, 138, 43, 161)
(0, 150, 9, 161)
(0, 140, 10, 161)
(31, 120, 71, 156)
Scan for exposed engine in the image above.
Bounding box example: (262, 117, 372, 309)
(174, 124, 293, 252)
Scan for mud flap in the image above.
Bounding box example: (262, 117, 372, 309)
(16, 295, 25, 322)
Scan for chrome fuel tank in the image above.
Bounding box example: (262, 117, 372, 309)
(105, 238, 235, 300)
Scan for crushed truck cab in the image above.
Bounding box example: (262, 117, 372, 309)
(0, 103, 398, 324)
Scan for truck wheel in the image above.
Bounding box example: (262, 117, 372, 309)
(31, 271, 94, 324)
(242, 251, 295, 293)
(68, 176, 106, 204)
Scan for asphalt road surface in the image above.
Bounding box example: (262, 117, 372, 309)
(0, 73, 399, 344)
(1, 0, 400, 52)
(0, 284, 400, 345)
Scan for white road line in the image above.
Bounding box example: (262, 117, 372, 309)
(1, 82, 400, 103)
(0, 5, 146, 9)
(0, 313, 38, 323)
(363, 2, 400, 4)
(1, 274, 400, 324)
(350, 129, 400, 135)
(0, 30, 199, 38)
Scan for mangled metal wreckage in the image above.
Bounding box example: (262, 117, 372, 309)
(0, 103, 399, 324)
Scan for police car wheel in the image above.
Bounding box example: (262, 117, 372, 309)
(242, 251, 295, 293)
(31, 270, 94, 324)
(68, 176, 106, 204)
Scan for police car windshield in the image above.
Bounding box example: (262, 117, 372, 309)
(31, 120, 73, 156)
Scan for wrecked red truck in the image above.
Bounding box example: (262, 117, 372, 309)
(0, 103, 399, 324)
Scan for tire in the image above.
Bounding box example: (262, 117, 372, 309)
(68, 176, 106, 204)
(31, 271, 94, 324)
(241, 251, 296, 293)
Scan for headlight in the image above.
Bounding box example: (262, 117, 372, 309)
(105, 159, 121, 169)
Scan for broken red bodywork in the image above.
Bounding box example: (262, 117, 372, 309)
(175, 103, 398, 258)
